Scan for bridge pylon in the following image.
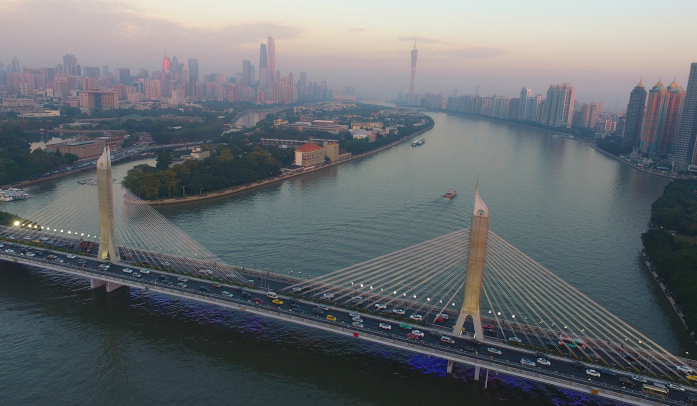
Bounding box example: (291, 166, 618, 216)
(96, 147, 120, 263)
(452, 185, 489, 341)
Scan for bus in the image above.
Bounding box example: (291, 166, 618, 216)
(641, 384, 669, 399)
(558, 334, 587, 349)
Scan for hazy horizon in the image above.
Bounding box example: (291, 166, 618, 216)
(1, 0, 695, 109)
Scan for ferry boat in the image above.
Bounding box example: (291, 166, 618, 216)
(444, 189, 457, 199)
(411, 138, 425, 147)
(0, 188, 32, 201)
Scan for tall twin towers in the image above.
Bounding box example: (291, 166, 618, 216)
(258, 36, 275, 89)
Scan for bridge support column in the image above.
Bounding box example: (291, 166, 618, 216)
(484, 369, 489, 388)
(474, 365, 480, 381)
(447, 360, 454, 374)
(105, 281, 124, 292)
(96, 147, 120, 263)
(90, 278, 105, 289)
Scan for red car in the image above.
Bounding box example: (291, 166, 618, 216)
(434, 317, 445, 323)
(253, 298, 264, 304)
(407, 333, 419, 340)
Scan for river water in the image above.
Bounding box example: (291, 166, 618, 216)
(1, 111, 691, 406)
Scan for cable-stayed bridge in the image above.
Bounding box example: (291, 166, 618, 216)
(1, 148, 695, 406)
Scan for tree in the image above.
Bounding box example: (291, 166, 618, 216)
(156, 153, 173, 170)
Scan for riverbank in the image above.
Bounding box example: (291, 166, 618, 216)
(147, 124, 434, 205)
(588, 143, 681, 180)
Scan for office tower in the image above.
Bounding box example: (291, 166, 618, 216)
(171, 56, 180, 74)
(409, 40, 418, 105)
(517, 87, 531, 120)
(188, 58, 199, 81)
(162, 54, 170, 73)
(675, 63, 697, 169)
(102, 65, 109, 77)
(299, 72, 307, 88)
(115, 68, 132, 86)
(63, 54, 77, 67)
(258, 44, 267, 87)
(622, 80, 648, 147)
(267, 36, 275, 86)
(453, 89, 459, 97)
(11, 57, 19, 73)
(259, 68, 267, 89)
(242, 60, 251, 85)
(541, 83, 575, 128)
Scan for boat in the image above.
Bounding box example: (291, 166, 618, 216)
(444, 189, 457, 199)
(0, 188, 32, 201)
(411, 138, 425, 147)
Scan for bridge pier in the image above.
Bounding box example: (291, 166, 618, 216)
(447, 360, 454, 374)
(105, 282, 124, 292)
(474, 365, 480, 380)
(90, 278, 105, 289)
(484, 369, 489, 388)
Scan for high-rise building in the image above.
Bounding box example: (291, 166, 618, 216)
(242, 60, 251, 85)
(661, 80, 686, 154)
(299, 72, 307, 88)
(622, 80, 648, 147)
(517, 87, 531, 120)
(674, 63, 697, 169)
(541, 83, 575, 128)
(639, 80, 669, 154)
(115, 68, 132, 86)
(162, 54, 170, 73)
(188, 58, 198, 81)
(258, 44, 267, 87)
(102, 65, 109, 77)
(267, 36, 276, 86)
(526, 95, 542, 122)
(171, 56, 180, 74)
(409, 41, 418, 105)
(11, 57, 19, 73)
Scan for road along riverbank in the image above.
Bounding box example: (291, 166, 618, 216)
(147, 124, 434, 206)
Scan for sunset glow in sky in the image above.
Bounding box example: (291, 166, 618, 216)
(1, 0, 696, 107)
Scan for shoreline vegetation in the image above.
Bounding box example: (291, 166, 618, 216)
(642, 179, 697, 345)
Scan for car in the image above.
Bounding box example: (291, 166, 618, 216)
(140, 269, 150, 274)
(198, 269, 213, 276)
(4, 249, 14, 254)
(441, 336, 455, 344)
(399, 323, 412, 330)
(619, 377, 636, 387)
(66, 254, 76, 259)
(47, 255, 57, 259)
(39, 237, 49, 241)
(379, 323, 392, 330)
(321, 293, 335, 300)
(436, 313, 449, 320)
(132, 273, 142, 278)
(409, 314, 423, 321)
(290, 306, 303, 313)
(374, 303, 387, 310)
(352, 316, 363, 323)
(631, 375, 648, 383)
(32, 240, 40, 244)
(199, 287, 211, 292)
(352, 322, 364, 328)
(677, 365, 695, 374)
(318, 305, 329, 311)
(349, 312, 360, 318)
(508, 336, 522, 343)
(326, 315, 337, 322)
(406, 332, 420, 340)
(487, 348, 502, 355)
(288, 299, 298, 304)
(159, 275, 169, 280)
(222, 291, 234, 298)
(178, 277, 188, 282)
(241, 291, 251, 298)
(586, 369, 600, 378)
(599, 368, 616, 376)
(25, 252, 35, 257)
(350, 296, 363, 303)
(652, 382, 669, 392)
(292, 287, 303, 292)
(667, 383, 685, 392)
(392, 308, 405, 315)
(434, 317, 445, 323)
(688, 375, 697, 381)
(162, 262, 170, 266)
(211, 283, 221, 288)
(253, 298, 264, 304)
(122, 268, 133, 274)
(520, 358, 536, 367)
(537, 358, 551, 366)
(411, 330, 425, 338)
(545, 341, 557, 348)
(177, 282, 187, 288)
(272, 299, 284, 305)
(312, 308, 324, 315)
(23, 236, 32, 240)
(573, 361, 586, 369)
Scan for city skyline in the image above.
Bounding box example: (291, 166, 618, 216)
(1, 0, 695, 106)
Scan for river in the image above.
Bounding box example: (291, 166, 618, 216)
(0, 111, 690, 406)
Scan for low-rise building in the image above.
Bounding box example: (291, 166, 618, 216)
(45, 140, 105, 159)
(323, 141, 339, 161)
(79, 89, 119, 115)
(294, 142, 325, 166)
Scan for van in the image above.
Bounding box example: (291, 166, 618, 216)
(267, 291, 278, 299)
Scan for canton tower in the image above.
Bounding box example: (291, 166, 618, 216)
(409, 39, 418, 105)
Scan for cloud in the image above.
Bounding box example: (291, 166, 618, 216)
(346, 27, 366, 33)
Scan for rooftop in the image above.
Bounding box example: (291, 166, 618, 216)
(296, 142, 323, 152)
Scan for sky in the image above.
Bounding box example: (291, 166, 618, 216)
(1, 0, 696, 108)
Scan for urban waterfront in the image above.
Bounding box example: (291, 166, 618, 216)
(1, 111, 691, 405)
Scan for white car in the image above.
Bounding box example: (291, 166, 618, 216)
(667, 383, 685, 392)
(441, 336, 455, 344)
(292, 287, 303, 292)
(409, 314, 423, 321)
(350, 296, 363, 302)
(676, 365, 695, 374)
(321, 293, 335, 300)
(352, 317, 363, 323)
(140, 269, 151, 274)
(66, 254, 77, 259)
(631, 375, 648, 383)
(435, 313, 449, 320)
(536, 358, 551, 366)
(349, 312, 360, 318)
(374, 303, 387, 310)
(379, 323, 392, 330)
(586, 369, 600, 378)
(318, 305, 329, 311)
(652, 382, 669, 391)
(25, 252, 35, 257)
(132, 273, 142, 278)
(178, 277, 188, 282)
(392, 308, 405, 315)
(411, 330, 425, 338)
(222, 291, 234, 298)
(509, 336, 522, 343)
(5, 249, 14, 254)
(178, 282, 187, 288)
(352, 322, 364, 328)
(520, 358, 536, 367)
(487, 348, 501, 355)
(162, 262, 170, 266)
(122, 268, 133, 274)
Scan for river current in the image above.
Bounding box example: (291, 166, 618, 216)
(1, 111, 689, 405)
